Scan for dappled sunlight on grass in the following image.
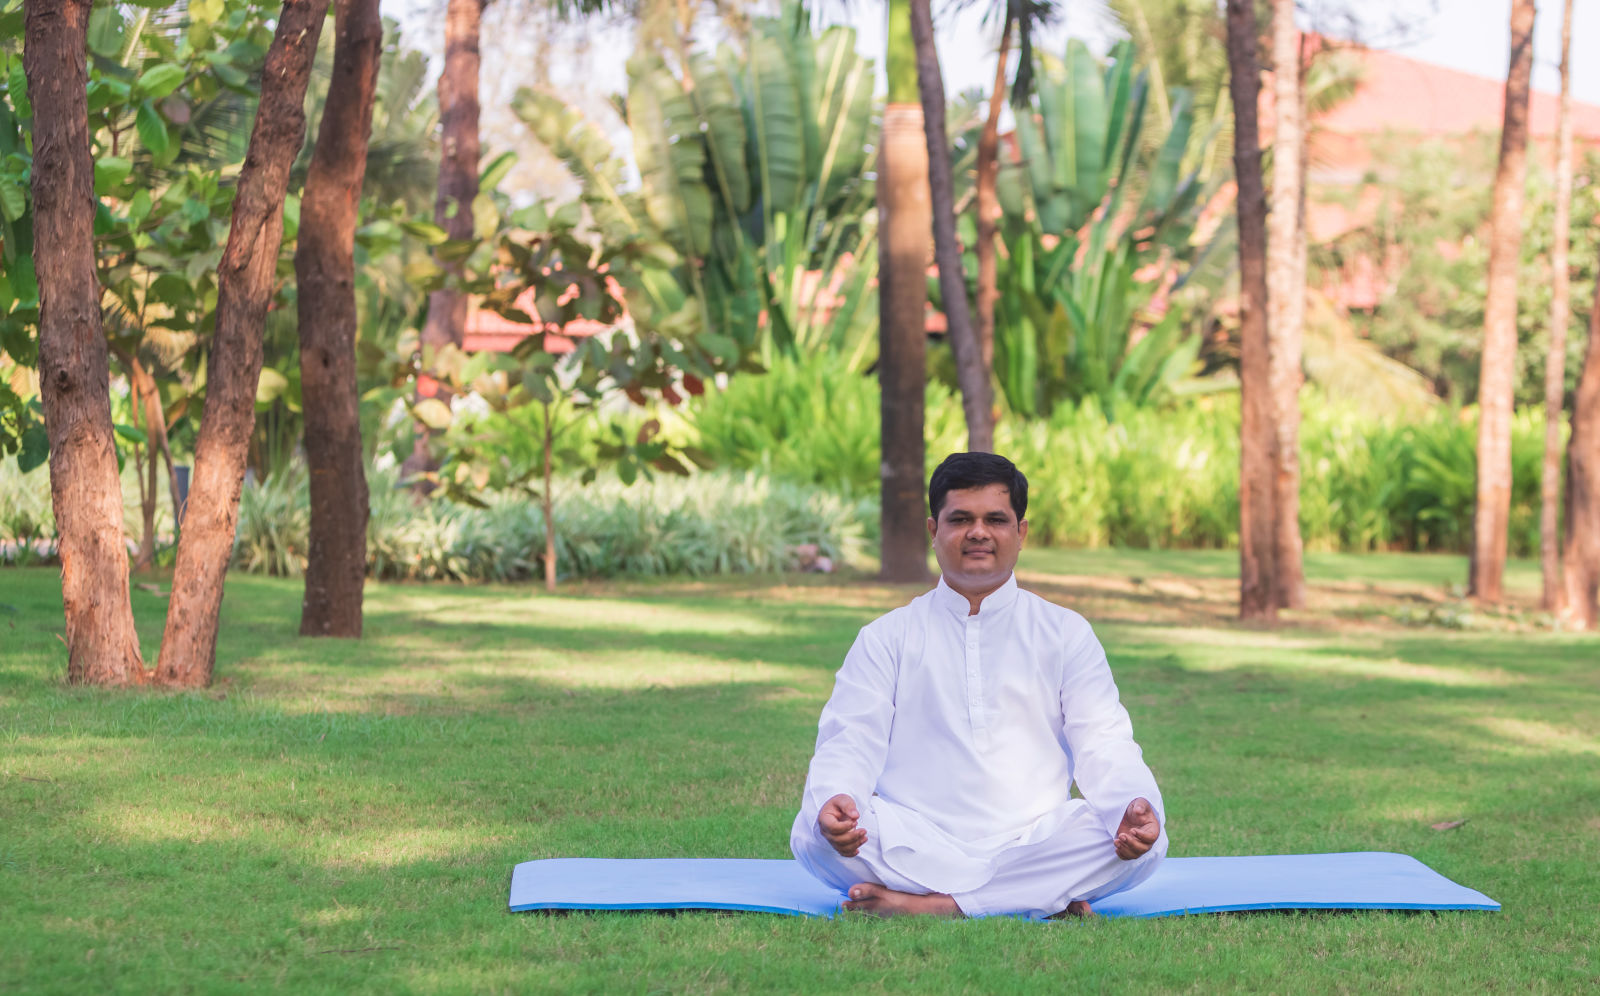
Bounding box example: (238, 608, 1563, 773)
(2, 563, 1597, 992)
(319, 826, 514, 870)
(239, 651, 829, 714)
(370, 590, 809, 637)
(1114, 627, 1521, 688)
(1471, 717, 1600, 757)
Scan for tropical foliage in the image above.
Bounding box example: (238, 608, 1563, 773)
(967, 39, 1227, 417)
(682, 363, 1557, 557)
(519, 3, 880, 368)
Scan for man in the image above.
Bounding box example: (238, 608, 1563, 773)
(790, 452, 1166, 918)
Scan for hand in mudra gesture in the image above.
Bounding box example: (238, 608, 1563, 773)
(1114, 797, 1161, 861)
(818, 794, 867, 857)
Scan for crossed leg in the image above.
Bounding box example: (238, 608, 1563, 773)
(791, 799, 1166, 920)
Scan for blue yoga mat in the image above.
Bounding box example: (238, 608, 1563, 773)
(508, 852, 1498, 919)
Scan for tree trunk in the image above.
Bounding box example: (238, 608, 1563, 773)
(908, 0, 993, 454)
(1267, 0, 1304, 610)
(24, 0, 147, 685)
(1226, 0, 1278, 622)
(1542, 0, 1575, 614)
(879, 0, 931, 584)
(155, 0, 330, 687)
(297, 0, 380, 639)
(1564, 269, 1600, 629)
(1471, 0, 1536, 604)
(974, 16, 1012, 382)
(403, 0, 484, 484)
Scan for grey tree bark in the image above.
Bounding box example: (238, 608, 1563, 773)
(908, 0, 994, 453)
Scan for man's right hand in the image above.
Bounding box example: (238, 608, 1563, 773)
(818, 794, 867, 857)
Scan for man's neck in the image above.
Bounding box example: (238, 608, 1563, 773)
(946, 573, 1012, 616)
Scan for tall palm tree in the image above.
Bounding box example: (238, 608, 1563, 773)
(1225, 0, 1277, 621)
(1565, 263, 1600, 629)
(880, 0, 932, 582)
(1470, 0, 1536, 604)
(1267, 0, 1305, 609)
(908, 0, 991, 451)
(1541, 0, 1574, 613)
(973, 0, 1053, 432)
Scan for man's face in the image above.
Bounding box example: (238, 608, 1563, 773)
(927, 483, 1028, 594)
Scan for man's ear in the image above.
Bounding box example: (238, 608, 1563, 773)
(927, 516, 937, 538)
(1019, 518, 1029, 542)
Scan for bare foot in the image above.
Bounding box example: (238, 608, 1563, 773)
(843, 882, 963, 918)
(1048, 900, 1095, 919)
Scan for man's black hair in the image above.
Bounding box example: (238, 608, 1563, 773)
(928, 452, 1028, 522)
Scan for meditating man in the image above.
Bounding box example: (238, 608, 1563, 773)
(791, 452, 1166, 918)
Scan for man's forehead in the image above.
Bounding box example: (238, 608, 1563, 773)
(940, 484, 1013, 515)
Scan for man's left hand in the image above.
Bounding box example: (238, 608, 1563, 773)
(1114, 797, 1160, 861)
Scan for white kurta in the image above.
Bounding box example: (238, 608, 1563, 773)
(790, 573, 1167, 917)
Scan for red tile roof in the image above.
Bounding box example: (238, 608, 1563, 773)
(1314, 43, 1600, 141)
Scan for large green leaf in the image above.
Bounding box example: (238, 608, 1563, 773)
(627, 52, 713, 259)
(1139, 88, 1193, 218)
(688, 54, 750, 217)
(743, 35, 805, 217)
(1067, 40, 1108, 208)
(809, 27, 874, 207)
(515, 88, 643, 244)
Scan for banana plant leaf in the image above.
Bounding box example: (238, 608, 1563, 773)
(627, 51, 713, 259)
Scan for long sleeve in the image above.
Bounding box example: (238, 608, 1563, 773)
(800, 621, 899, 822)
(1058, 624, 1165, 838)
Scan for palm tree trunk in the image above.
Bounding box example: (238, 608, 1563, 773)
(403, 0, 483, 484)
(908, 0, 994, 453)
(880, 0, 932, 584)
(155, 0, 330, 687)
(297, 0, 381, 638)
(24, 0, 147, 685)
(975, 15, 1013, 382)
(1542, 0, 1575, 614)
(1563, 267, 1600, 629)
(1471, 0, 1536, 604)
(1267, 0, 1304, 610)
(1226, 0, 1278, 621)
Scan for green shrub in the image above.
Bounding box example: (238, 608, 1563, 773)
(687, 352, 966, 495)
(686, 361, 1562, 557)
(228, 464, 870, 582)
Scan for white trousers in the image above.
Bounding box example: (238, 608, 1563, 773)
(790, 797, 1167, 920)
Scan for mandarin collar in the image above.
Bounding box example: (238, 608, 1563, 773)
(934, 572, 1020, 619)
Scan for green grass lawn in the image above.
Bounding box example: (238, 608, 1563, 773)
(2, 554, 1597, 993)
